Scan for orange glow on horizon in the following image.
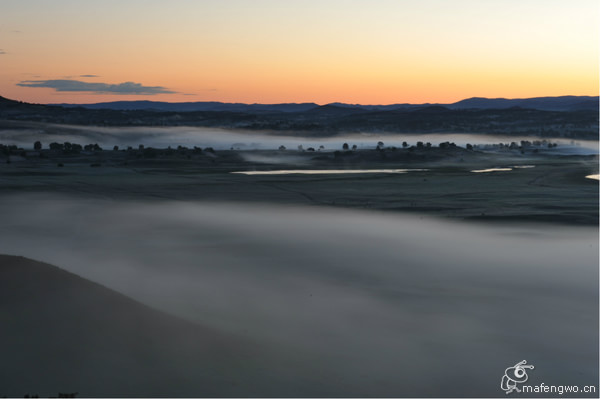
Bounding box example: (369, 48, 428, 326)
(0, 1, 598, 105)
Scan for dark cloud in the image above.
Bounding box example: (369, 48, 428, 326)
(80, 74, 99, 78)
(16, 79, 176, 95)
(0, 49, 6, 54)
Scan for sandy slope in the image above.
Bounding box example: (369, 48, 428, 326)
(0, 254, 266, 397)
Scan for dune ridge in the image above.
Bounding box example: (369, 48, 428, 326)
(0, 254, 265, 397)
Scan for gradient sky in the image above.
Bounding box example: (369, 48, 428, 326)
(1, 0, 598, 104)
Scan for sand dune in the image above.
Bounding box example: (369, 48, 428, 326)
(0, 255, 270, 397)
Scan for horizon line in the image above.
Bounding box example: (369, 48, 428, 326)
(44, 94, 600, 107)
(3, 93, 599, 107)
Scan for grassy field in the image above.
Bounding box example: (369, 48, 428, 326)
(1, 146, 597, 225)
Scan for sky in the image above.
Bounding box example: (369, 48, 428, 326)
(0, 0, 598, 105)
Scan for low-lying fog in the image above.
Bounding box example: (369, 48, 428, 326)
(1, 124, 598, 154)
(0, 195, 597, 396)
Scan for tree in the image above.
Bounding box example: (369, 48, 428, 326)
(113, 145, 119, 151)
(352, 144, 357, 151)
(34, 141, 42, 150)
(402, 141, 408, 148)
(342, 143, 349, 150)
(377, 141, 384, 149)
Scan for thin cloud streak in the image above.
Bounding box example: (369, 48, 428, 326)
(16, 79, 176, 95)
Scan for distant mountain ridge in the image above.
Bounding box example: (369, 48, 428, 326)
(53, 95, 598, 113)
(1, 94, 598, 139)
(448, 96, 599, 111)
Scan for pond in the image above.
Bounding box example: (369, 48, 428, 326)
(231, 169, 428, 175)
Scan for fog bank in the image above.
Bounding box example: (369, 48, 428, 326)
(1, 124, 597, 154)
(0, 195, 597, 396)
